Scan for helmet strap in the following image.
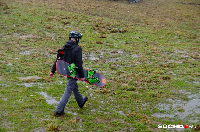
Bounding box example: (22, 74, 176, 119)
(76, 38, 80, 44)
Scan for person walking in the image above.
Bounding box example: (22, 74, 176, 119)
(50, 31, 88, 116)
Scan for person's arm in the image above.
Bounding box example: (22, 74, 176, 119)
(75, 47, 84, 78)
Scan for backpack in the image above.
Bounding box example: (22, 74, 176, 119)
(57, 45, 79, 64)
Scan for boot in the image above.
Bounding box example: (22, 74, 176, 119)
(79, 96, 88, 108)
(54, 110, 65, 117)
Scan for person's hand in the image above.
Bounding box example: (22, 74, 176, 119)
(80, 78, 85, 81)
(50, 72, 54, 78)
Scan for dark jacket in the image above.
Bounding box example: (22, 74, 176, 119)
(51, 40, 84, 78)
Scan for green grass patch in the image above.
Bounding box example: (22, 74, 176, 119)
(1, 0, 199, 131)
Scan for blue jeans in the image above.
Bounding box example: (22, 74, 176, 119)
(55, 78, 84, 113)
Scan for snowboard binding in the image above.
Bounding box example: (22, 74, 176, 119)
(68, 63, 78, 77)
(86, 69, 100, 83)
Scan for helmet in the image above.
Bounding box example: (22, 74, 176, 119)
(69, 31, 82, 39)
(69, 31, 82, 44)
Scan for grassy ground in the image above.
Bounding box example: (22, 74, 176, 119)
(0, 0, 200, 131)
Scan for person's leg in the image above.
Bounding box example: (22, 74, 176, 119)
(54, 78, 77, 114)
(73, 83, 83, 106)
(73, 83, 88, 108)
